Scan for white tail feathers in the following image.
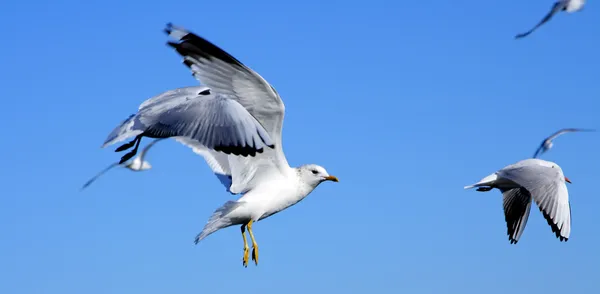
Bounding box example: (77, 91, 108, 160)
(194, 201, 244, 244)
(464, 173, 498, 190)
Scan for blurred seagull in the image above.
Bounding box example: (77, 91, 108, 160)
(100, 23, 339, 267)
(515, 0, 585, 39)
(533, 128, 595, 158)
(82, 138, 165, 190)
(465, 158, 572, 243)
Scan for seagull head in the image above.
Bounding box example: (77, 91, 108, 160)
(297, 164, 339, 187)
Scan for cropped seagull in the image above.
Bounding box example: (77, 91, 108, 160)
(101, 23, 339, 267)
(515, 0, 585, 39)
(82, 138, 165, 190)
(465, 158, 572, 244)
(533, 128, 595, 158)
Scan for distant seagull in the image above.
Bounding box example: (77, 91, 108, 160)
(533, 128, 595, 158)
(465, 158, 572, 244)
(100, 23, 339, 267)
(515, 0, 585, 39)
(81, 138, 164, 190)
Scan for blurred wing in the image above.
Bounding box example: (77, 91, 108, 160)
(80, 162, 120, 191)
(165, 23, 291, 193)
(500, 187, 532, 244)
(102, 87, 274, 157)
(547, 127, 596, 141)
(138, 138, 166, 162)
(174, 137, 234, 194)
(498, 163, 571, 241)
(515, 1, 565, 39)
(532, 142, 545, 158)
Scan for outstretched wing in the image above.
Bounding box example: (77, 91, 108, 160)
(165, 23, 291, 193)
(498, 162, 571, 241)
(515, 1, 566, 39)
(546, 127, 596, 141)
(102, 86, 274, 157)
(81, 162, 121, 191)
(500, 187, 533, 244)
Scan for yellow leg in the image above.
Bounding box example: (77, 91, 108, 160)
(241, 225, 249, 267)
(247, 220, 259, 265)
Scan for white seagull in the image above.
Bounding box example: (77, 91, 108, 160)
(81, 138, 165, 190)
(533, 128, 595, 158)
(515, 0, 585, 39)
(100, 23, 339, 267)
(465, 159, 572, 244)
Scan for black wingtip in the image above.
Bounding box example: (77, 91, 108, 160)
(164, 22, 173, 34)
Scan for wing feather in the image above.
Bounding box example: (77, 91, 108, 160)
(102, 86, 274, 157)
(164, 23, 291, 193)
(498, 160, 571, 241)
(501, 187, 532, 244)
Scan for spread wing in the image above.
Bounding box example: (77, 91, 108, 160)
(515, 1, 566, 39)
(498, 162, 571, 241)
(165, 23, 291, 194)
(500, 187, 533, 244)
(102, 86, 274, 157)
(546, 127, 596, 141)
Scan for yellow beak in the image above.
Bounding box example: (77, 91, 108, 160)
(324, 175, 339, 182)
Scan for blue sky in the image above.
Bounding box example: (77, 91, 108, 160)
(1, 0, 599, 293)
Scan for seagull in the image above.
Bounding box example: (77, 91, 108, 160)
(100, 23, 339, 267)
(81, 138, 165, 190)
(533, 128, 595, 158)
(465, 158, 572, 244)
(515, 0, 585, 39)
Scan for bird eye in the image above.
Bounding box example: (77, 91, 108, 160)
(311, 170, 318, 175)
(199, 89, 211, 95)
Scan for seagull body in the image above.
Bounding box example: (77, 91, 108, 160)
(81, 138, 164, 190)
(465, 158, 572, 244)
(100, 23, 338, 267)
(515, 0, 585, 39)
(533, 128, 595, 158)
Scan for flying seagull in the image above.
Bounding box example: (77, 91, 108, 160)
(533, 128, 595, 158)
(82, 138, 165, 190)
(465, 158, 572, 244)
(101, 23, 339, 267)
(515, 0, 585, 39)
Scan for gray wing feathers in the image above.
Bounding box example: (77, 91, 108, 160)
(499, 165, 571, 241)
(194, 200, 243, 244)
(102, 89, 274, 157)
(165, 24, 284, 137)
(164, 23, 292, 193)
(102, 114, 143, 148)
(501, 187, 532, 244)
(547, 128, 595, 141)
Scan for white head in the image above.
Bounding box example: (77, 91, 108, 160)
(532, 159, 572, 184)
(297, 164, 339, 187)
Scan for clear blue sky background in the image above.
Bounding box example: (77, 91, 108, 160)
(1, 0, 599, 293)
